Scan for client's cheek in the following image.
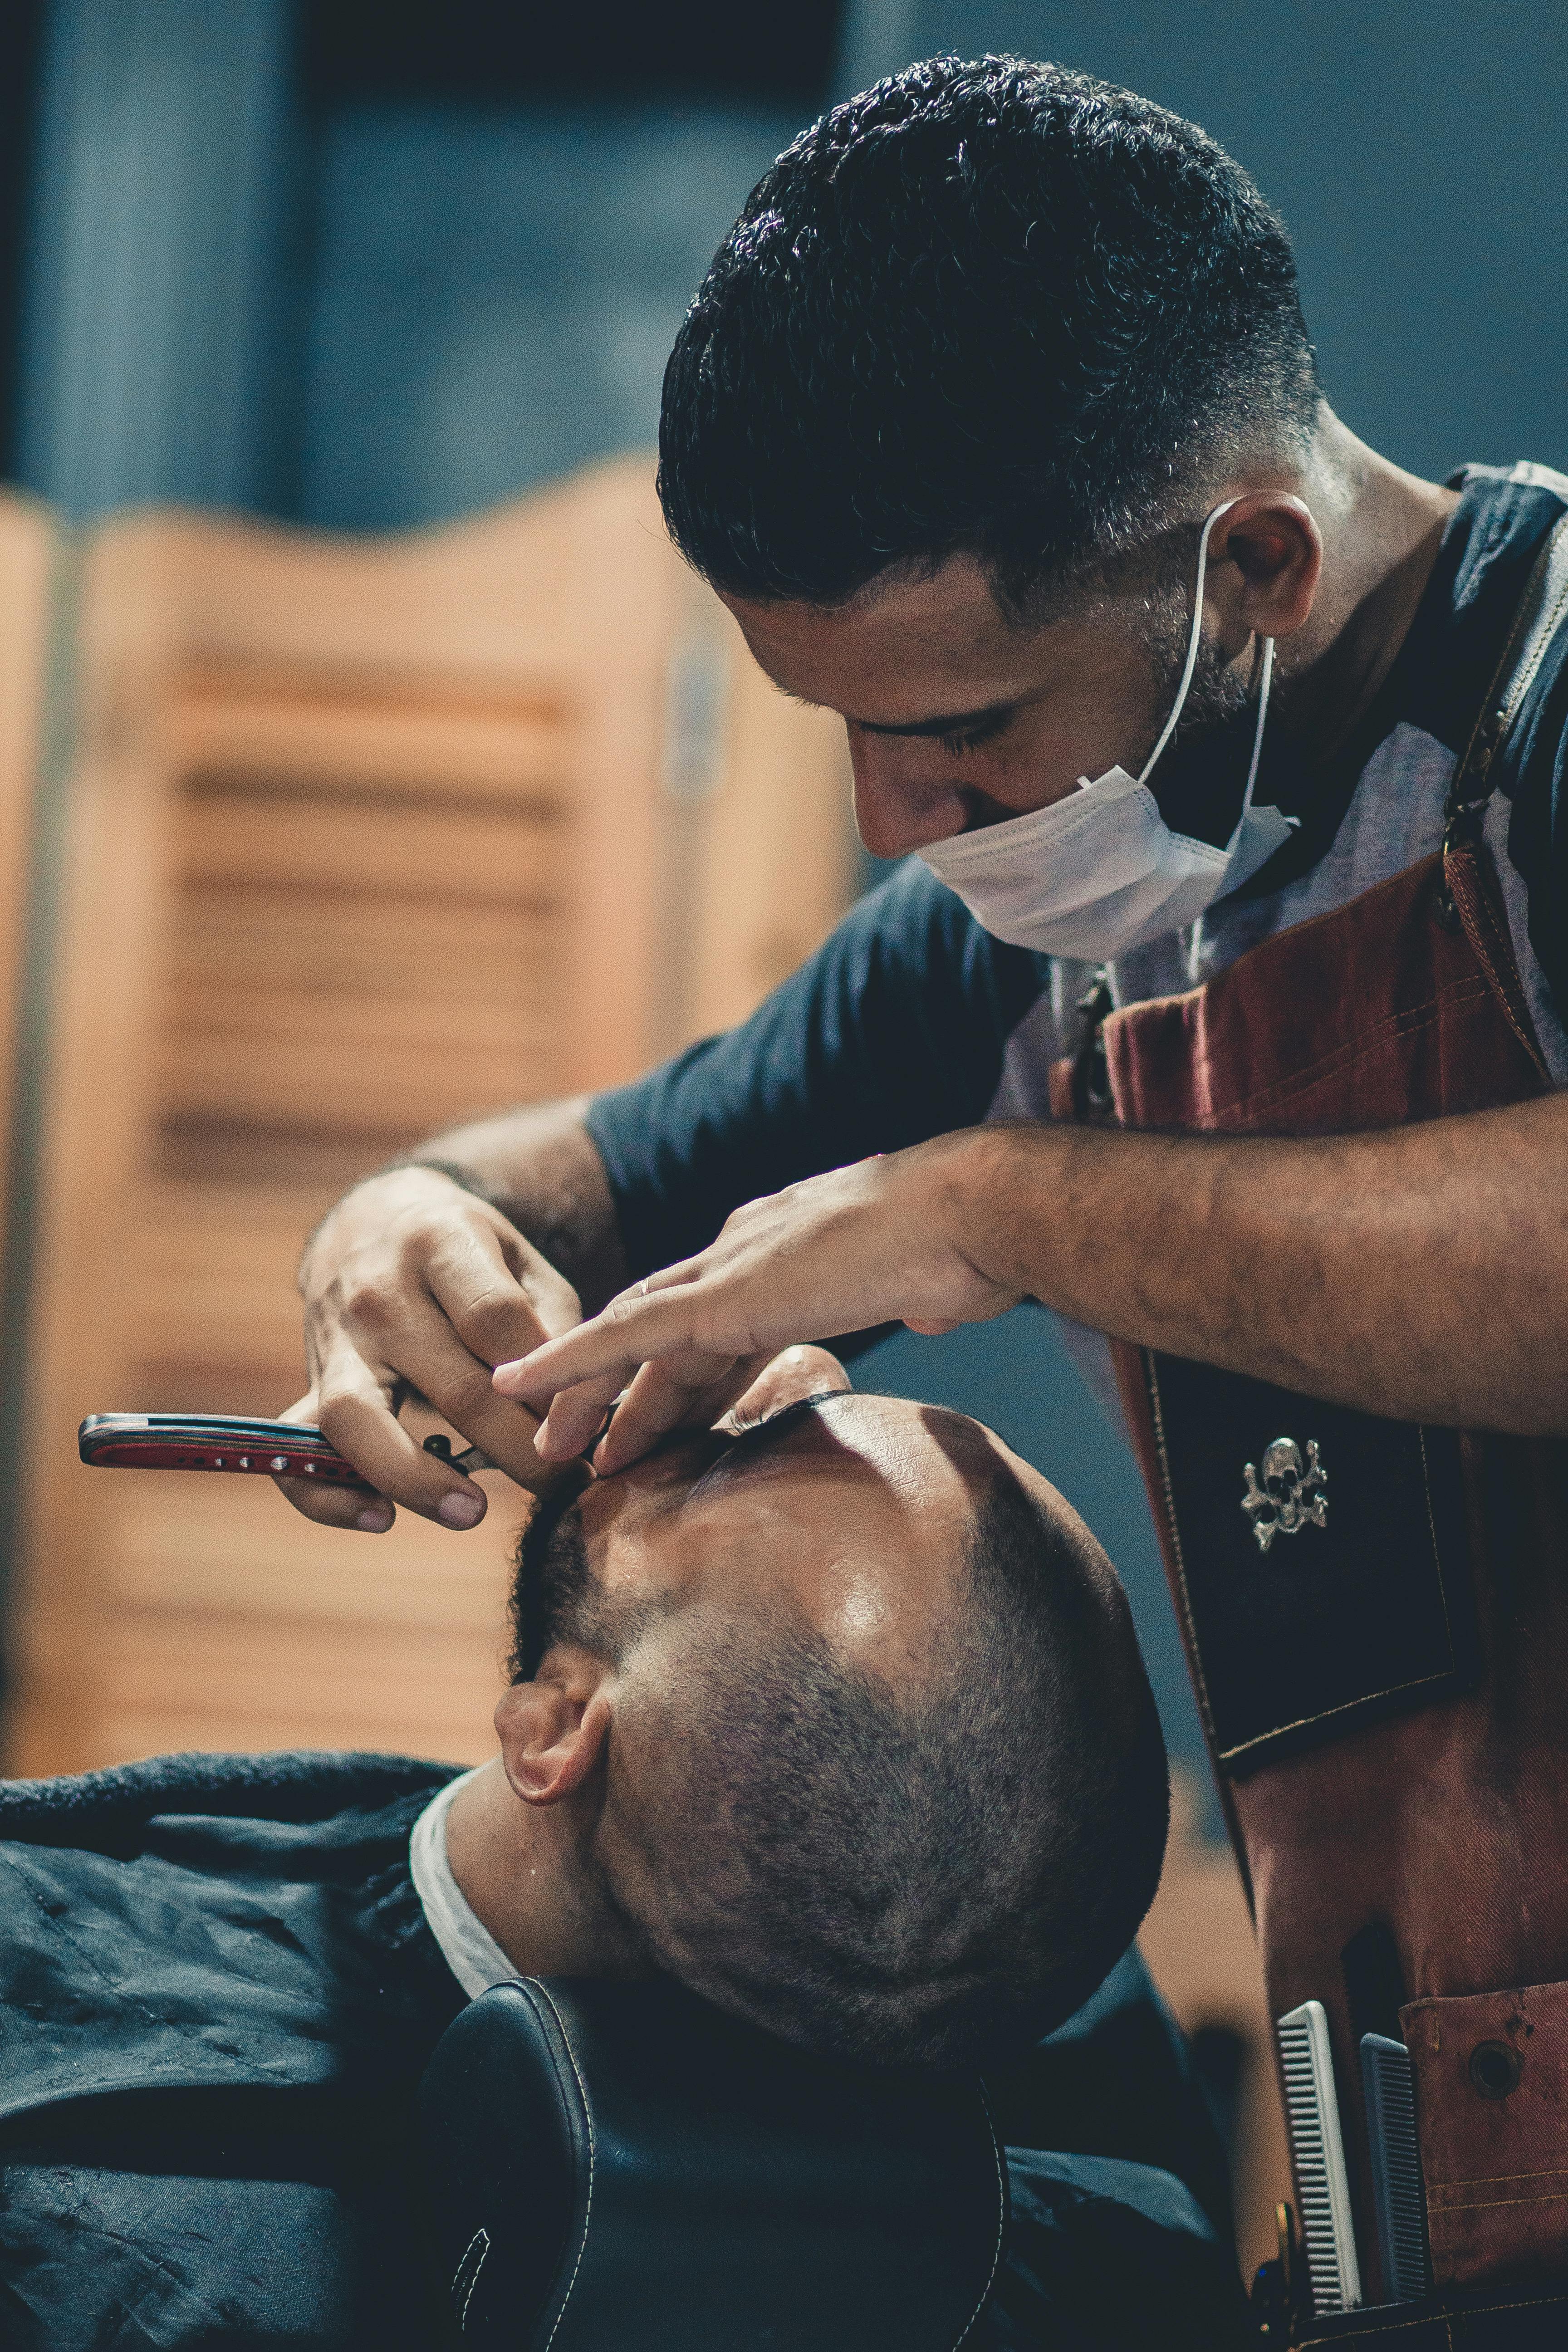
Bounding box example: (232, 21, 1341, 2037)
(590, 1515, 693, 1613)
(820, 1563, 897, 1650)
(575, 1473, 670, 1560)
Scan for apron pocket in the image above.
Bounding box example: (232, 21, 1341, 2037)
(1142, 1352, 1480, 1771)
(1402, 1980, 1568, 2289)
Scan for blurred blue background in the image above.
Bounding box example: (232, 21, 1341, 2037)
(1, 0, 1563, 1796)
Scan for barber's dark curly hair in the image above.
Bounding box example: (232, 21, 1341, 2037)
(659, 54, 1320, 614)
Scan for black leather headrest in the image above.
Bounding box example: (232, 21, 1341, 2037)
(417, 1976, 1007, 2350)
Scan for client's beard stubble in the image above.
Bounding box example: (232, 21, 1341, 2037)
(508, 1473, 593, 1685)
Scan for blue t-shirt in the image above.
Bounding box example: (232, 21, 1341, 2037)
(589, 464, 1568, 1274)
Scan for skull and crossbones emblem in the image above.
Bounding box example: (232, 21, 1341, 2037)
(1241, 1437, 1328, 1553)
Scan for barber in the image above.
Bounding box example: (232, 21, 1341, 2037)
(284, 64, 1568, 1532)
(281, 60, 1568, 2310)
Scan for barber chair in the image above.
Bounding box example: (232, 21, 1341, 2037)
(417, 1975, 1006, 2350)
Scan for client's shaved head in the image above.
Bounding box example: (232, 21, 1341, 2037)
(505, 1376, 1166, 2071)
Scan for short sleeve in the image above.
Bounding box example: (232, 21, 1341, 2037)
(1501, 607, 1568, 1030)
(585, 858, 1047, 1278)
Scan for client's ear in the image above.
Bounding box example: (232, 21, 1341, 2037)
(495, 1651, 614, 1808)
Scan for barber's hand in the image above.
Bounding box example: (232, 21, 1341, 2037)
(493, 1133, 1021, 1472)
(276, 1166, 583, 1533)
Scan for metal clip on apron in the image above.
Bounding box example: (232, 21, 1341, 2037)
(1058, 515, 1568, 2345)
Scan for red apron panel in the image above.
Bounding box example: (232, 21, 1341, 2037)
(1092, 842, 1567, 2301)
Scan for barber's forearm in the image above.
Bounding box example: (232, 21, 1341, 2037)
(403, 1096, 628, 1312)
(977, 1094, 1568, 1434)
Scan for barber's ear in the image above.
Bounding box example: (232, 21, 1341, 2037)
(1211, 493, 1322, 643)
(494, 1652, 613, 1807)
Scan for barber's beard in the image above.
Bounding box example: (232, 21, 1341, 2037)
(1147, 606, 1256, 745)
(1175, 641, 1254, 739)
(1135, 607, 1266, 844)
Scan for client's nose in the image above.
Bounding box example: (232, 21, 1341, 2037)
(725, 1347, 852, 1426)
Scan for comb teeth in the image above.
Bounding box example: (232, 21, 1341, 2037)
(1361, 2034, 1432, 2301)
(1277, 2000, 1362, 2313)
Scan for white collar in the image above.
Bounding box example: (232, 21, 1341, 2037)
(408, 1767, 520, 2001)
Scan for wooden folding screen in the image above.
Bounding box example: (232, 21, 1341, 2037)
(0, 495, 52, 1231)
(7, 457, 854, 1777)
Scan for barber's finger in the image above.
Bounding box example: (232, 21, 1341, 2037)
(582, 1351, 749, 1474)
(504, 1229, 584, 1341)
(531, 1369, 628, 1462)
(335, 1231, 568, 1495)
(424, 1215, 582, 1365)
(353, 1289, 564, 1494)
(312, 1346, 495, 1530)
(271, 1392, 397, 1533)
(494, 1274, 741, 1411)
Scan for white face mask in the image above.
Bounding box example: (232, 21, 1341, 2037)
(917, 500, 1297, 961)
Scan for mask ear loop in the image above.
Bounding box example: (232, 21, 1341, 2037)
(1136, 496, 1244, 790)
(1240, 633, 1275, 815)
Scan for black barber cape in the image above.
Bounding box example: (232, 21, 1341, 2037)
(0, 1751, 1245, 2351)
(0, 1752, 464, 2350)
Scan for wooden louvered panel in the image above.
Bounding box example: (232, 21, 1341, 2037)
(177, 784, 568, 896)
(160, 691, 579, 1157)
(165, 1039, 563, 1147)
(97, 1618, 508, 1768)
(163, 983, 564, 1141)
(0, 497, 51, 1233)
(170, 668, 572, 799)
(119, 1186, 333, 1409)
(681, 629, 865, 1039)
(107, 1472, 513, 1631)
(8, 460, 857, 1779)
(165, 897, 565, 1038)
(93, 1471, 520, 1767)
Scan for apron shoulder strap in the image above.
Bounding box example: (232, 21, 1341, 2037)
(1439, 505, 1568, 1077)
(1447, 503, 1568, 822)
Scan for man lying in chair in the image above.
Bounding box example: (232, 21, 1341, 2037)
(0, 1348, 1247, 2350)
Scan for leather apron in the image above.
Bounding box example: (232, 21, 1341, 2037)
(1055, 519, 1568, 2331)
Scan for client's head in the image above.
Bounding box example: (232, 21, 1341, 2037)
(498, 1346, 1166, 2070)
